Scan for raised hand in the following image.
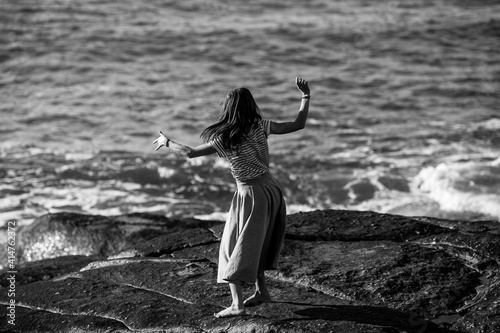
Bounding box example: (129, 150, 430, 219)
(153, 131, 169, 151)
(295, 77, 310, 95)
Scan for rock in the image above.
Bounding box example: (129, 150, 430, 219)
(1, 209, 498, 332)
(0, 255, 102, 288)
(109, 227, 219, 259)
(171, 242, 220, 263)
(271, 240, 480, 318)
(378, 175, 411, 192)
(0, 257, 446, 333)
(413, 217, 500, 235)
(2, 305, 129, 333)
(414, 233, 500, 268)
(16, 212, 221, 263)
(411, 217, 500, 269)
(6, 275, 215, 332)
(285, 209, 448, 241)
(345, 179, 378, 203)
(15, 213, 133, 264)
(452, 274, 500, 333)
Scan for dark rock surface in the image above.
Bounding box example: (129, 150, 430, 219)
(109, 228, 219, 259)
(453, 274, 500, 333)
(0, 209, 499, 332)
(15, 212, 221, 263)
(285, 210, 449, 241)
(0, 255, 103, 288)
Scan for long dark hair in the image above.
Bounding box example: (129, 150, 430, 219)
(201, 87, 262, 151)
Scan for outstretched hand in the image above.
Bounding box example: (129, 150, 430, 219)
(153, 131, 169, 151)
(296, 77, 310, 95)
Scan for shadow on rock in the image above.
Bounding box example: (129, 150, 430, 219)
(292, 304, 464, 333)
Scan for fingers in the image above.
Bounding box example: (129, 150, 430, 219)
(154, 130, 167, 145)
(296, 77, 308, 86)
(154, 143, 164, 151)
(295, 77, 309, 94)
(154, 131, 167, 151)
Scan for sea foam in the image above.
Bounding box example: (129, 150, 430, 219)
(414, 160, 500, 220)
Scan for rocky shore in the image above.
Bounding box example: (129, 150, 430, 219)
(1, 210, 499, 332)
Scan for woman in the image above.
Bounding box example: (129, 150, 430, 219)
(154, 77, 310, 318)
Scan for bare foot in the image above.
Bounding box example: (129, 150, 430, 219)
(243, 292, 271, 307)
(214, 305, 246, 318)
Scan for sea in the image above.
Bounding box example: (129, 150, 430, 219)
(1, 0, 499, 227)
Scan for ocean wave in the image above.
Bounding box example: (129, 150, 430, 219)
(1, 0, 499, 225)
(0, 146, 319, 225)
(477, 118, 500, 130)
(414, 160, 500, 220)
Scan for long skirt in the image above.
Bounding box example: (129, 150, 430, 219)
(217, 172, 287, 284)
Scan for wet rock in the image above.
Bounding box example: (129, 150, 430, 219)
(0, 255, 102, 287)
(286, 209, 448, 241)
(1, 257, 447, 333)
(413, 217, 500, 235)
(110, 227, 219, 259)
(2, 305, 129, 333)
(271, 240, 480, 317)
(171, 242, 220, 263)
(115, 212, 222, 231)
(77, 258, 226, 306)
(414, 233, 500, 268)
(378, 175, 411, 192)
(3, 209, 498, 332)
(16, 212, 125, 263)
(345, 179, 378, 203)
(453, 274, 500, 333)
(411, 216, 500, 266)
(17, 212, 220, 263)
(6, 276, 215, 331)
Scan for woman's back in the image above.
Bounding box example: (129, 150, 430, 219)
(211, 120, 271, 182)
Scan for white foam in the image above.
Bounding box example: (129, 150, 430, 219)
(287, 204, 318, 214)
(158, 166, 176, 178)
(477, 118, 500, 130)
(194, 204, 319, 221)
(0, 179, 193, 223)
(413, 161, 500, 220)
(64, 152, 95, 161)
(194, 211, 228, 221)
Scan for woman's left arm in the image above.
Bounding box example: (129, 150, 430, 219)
(153, 131, 216, 158)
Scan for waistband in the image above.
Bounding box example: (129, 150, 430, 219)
(236, 172, 272, 187)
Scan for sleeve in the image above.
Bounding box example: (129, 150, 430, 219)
(261, 119, 272, 138)
(209, 136, 229, 158)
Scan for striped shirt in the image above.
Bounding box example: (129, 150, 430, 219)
(210, 119, 272, 182)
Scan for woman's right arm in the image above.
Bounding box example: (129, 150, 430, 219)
(153, 131, 216, 158)
(270, 77, 310, 135)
